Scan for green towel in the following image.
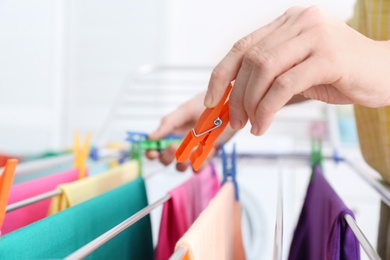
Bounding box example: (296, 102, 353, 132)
(0, 177, 153, 260)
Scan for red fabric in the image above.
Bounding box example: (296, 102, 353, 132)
(0, 154, 20, 167)
(155, 164, 220, 260)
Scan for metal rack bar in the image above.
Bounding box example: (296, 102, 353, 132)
(64, 194, 171, 260)
(344, 214, 381, 260)
(6, 189, 62, 212)
(273, 164, 284, 260)
(169, 246, 187, 260)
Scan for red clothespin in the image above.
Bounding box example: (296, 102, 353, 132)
(0, 159, 18, 234)
(176, 84, 233, 171)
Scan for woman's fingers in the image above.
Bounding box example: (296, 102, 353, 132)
(252, 56, 334, 135)
(176, 161, 191, 172)
(159, 144, 179, 166)
(145, 150, 160, 160)
(204, 10, 293, 108)
(230, 17, 304, 130)
(231, 33, 312, 130)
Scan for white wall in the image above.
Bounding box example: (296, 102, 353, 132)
(0, 0, 355, 153)
(0, 0, 161, 153)
(161, 0, 355, 64)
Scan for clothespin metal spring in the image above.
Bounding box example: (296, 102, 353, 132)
(192, 117, 222, 138)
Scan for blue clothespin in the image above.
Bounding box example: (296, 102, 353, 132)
(90, 146, 99, 161)
(126, 131, 149, 144)
(221, 144, 239, 201)
(333, 150, 343, 164)
(127, 131, 184, 143)
(118, 150, 129, 164)
(164, 134, 184, 140)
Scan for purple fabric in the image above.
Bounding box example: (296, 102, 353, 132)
(288, 165, 360, 260)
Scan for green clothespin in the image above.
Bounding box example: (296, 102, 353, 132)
(139, 139, 182, 150)
(127, 132, 183, 176)
(310, 137, 323, 180)
(130, 143, 143, 176)
(310, 137, 323, 168)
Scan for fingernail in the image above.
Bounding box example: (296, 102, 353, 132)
(230, 117, 242, 129)
(250, 123, 260, 136)
(204, 90, 213, 107)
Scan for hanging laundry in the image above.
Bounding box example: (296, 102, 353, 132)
(13, 163, 73, 184)
(14, 159, 112, 184)
(22, 150, 70, 162)
(2, 168, 81, 235)
(155, 163, 220, 260)
(288, 165, 360, 260)
(175, 182, 246, 260)
(48, 160, 138, 215)
(0, 177, 153, 260)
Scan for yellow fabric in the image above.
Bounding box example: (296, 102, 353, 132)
(175, 182, 246, 260)
(348, 0, 390, 182)
(48, 161, 139, 215)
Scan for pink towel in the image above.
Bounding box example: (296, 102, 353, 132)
(155, 164, 220, 260)
(2, 168, 81, 235)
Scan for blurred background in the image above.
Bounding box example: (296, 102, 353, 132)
(1, 1, 381, 260)
(0, 0, 355, 152)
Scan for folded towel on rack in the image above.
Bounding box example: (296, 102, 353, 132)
(48, 160, 138, 215)
(175, 181, 246, 260)
(2, 168, 81, 235)
(155, 163, 220, 260)
(0, 177, 153, 260)
(288, 165, 360, 260)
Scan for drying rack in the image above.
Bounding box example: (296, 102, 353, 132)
(91, 65, 385, 259)
(9, 65, 381, 259)
(58, 150, 385, 260)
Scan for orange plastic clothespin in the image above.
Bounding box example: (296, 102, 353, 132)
(73, 131, 91, 179)
(0, 159, 18, 235)
(176, 84, 233, 171)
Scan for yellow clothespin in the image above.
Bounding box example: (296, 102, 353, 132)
(0, 159, 18, 235)
(73, 131, 91, 179)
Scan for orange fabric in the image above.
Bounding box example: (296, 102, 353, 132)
(175, 182, 245, 260)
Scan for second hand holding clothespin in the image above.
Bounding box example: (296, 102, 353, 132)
(176, 84, 233, 171)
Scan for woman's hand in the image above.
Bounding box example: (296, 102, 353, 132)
(146, 91, 237, 172)
(204, 6, 390, 136)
